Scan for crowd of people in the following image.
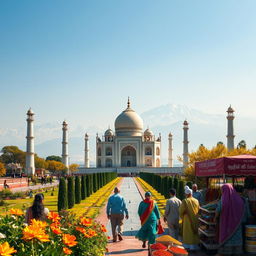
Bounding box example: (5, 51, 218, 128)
(106, 183, 251, 255)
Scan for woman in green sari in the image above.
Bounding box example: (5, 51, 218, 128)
(136, 192, 161, 248)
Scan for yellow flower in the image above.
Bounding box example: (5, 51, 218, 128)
(30, 219, 48, 229)
(8, 208, 23, 216)
(22, 225, 49, 242)
(0, 241, 17, 256)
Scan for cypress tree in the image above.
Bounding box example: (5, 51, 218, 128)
(162, 176, 169, 198)
(58, 177, 68, 211)
(168, 176, 173, 191)
(75, 176, 81, 204)
(178, 180, 185, 200)
(186, 181, 193, 189)
(81, 175, 86, 200)
(86, 175, 90, 197)
(67, 176, 75, 209)
(173, 177, 179, 191)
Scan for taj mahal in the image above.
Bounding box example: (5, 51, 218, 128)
(24, 98, 235, 175)
(96, 98, 161, 168)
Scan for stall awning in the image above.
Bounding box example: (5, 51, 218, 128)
(195, 155, 256, 177)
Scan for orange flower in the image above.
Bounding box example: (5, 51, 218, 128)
(0, 241, 17, 256)
(8, 208, 23, 216)
(50, 223, 62, 235)
(22, 225, 49, 242)
(87, 228, 97, 237)
(62, 234, 77, 247)
(101, 225, 107, 232)
(63, 247, 72, 255)
(75, 227, 86, 234)
(48, 212, 61, 223)
(80, 217, 92, 227)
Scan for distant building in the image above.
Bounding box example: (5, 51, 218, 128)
(96, 98, 161, 168)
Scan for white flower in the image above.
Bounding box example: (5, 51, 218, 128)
(0, 233, 6, 239)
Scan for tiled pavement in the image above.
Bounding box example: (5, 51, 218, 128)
(97, 177, 208, 256)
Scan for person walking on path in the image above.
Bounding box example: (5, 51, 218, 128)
(192, 184, 202, 205)
(106, 187, 129, 242)
(164, 188, 181, 239)
(179, 186, 200, 251)
(25, 193, 49, 224)
(136, 191, 161, 248)
(214, 183, 251, 256)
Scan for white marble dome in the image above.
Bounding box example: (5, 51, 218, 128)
(115, 101, 143, 136)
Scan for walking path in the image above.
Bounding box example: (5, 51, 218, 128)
(11, 181, 59, 192)
(98, 177, 207, 256)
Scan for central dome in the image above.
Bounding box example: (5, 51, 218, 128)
(115, 99, 143, 136)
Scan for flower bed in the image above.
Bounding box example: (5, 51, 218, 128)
(70, 177, 121, 218)
(0, 209, 108, 255)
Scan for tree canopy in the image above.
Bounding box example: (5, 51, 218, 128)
(0, 162, 6, 176)
(46, 155, 62, 162)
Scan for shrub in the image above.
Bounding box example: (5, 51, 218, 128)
(75, 176, 81, 204)
(81, 175, 87, 200)
(178, 180, 185, 200)
(173, 177, 179, 191)
(58, 177, 68, 211)
(67, 176, 75, 209)
(186, 181, 193, 189)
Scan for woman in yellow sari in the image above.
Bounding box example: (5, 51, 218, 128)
(179, 186, 199, 251)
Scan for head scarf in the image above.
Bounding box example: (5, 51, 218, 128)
(185, 187, 192, 195)
(219, 183, 245, 245)
(145, 191, 152, 197)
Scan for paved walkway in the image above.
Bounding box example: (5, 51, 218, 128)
(11, 181, 59, 192)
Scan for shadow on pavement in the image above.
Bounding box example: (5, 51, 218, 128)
(106, 249, 147, 254)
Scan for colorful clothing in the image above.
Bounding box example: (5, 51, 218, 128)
(192, 191, 202, 204)
(136, 199, 160, 244)
(216, 184, 251, 255)
(179, 197, 199, 248)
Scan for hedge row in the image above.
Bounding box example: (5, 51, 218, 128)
(58, 172, 117, 212)
(139, 172, 192, 201)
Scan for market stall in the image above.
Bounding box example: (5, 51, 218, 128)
(196, 154, 256, 252)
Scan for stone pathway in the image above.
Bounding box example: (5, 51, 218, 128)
(98, 177, 207, 256)
(11, 181, 59, 192)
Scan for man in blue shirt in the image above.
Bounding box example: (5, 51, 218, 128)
(106, 187, 129, 242)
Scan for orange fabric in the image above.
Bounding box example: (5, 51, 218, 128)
(140, 199, 154, 226)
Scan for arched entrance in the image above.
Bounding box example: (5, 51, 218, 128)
(121, 146, 136, 167)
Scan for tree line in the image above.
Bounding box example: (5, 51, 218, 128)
(58, 172, 117, 211)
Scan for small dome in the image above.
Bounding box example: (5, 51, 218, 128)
(227, 105, 234, 113)
(183, 120, 189, 126)
(144, 128, 154, 136)
(105, 128, 114, 137)
(115, 99, 143, 136)
(27, 108, 34, 115)
(62, 120, 68, 125)
(168, 132, 173, 137)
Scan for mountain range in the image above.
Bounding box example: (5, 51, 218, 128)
(1, 104, 256, 166)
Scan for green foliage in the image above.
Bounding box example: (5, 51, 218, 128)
(178, 180, 185, 200)
(81, 175, 87, 200)
(162, 176, 169, 198)
(168, 176, 173, 191)
(0, 161, 6, 176)
(58, 177, 68, 211)
(173, 177, 179, 191)
(0, 146, 26, 166)
(67, 176, 75, 209)
(75, 176, 81, 204)
(46, 155, 62, 162)
(186, 181, 193, 189)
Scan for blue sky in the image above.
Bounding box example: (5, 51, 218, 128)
(0, 1, 256, 132)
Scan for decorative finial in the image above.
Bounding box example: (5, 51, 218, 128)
(127, 97, 130, 108)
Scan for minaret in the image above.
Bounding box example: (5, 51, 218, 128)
(62, 120, 69, 172)
(84, 133, 90, 168)
(25, 108, 35, 175)
(183, 120, 189, 167)
(168, 132, 173, 167)
(226, 105, 235, 151)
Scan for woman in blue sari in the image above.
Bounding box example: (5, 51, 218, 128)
(136, 192, 160, 248)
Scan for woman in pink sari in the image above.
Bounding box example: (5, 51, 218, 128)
(215, 184, 250, 255)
